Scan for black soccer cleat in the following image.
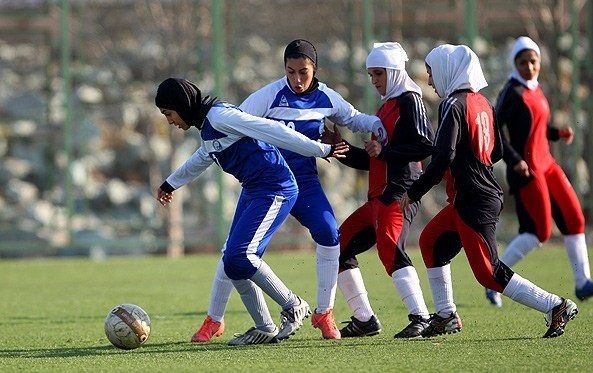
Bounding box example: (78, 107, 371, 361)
(543, 298, 578, 338)
(421, 312, 462, 338)
(339, 315, 382, 338)
(393, 314, 429, 338)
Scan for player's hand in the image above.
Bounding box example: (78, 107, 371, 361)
(157, 188, 173, 206)
(559, 127, 574, 145)
(400, 192, 413, 212)
(364, 139, 382, 157)
(320, 123, 343, 144)
(323, 141, 349, 162)
(513, 160, 530, 177)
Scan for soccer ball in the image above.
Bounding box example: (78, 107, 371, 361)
(104, 304, 151, 350)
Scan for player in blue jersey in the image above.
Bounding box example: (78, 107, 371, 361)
(154, 77, 348, 345)
(192, 39, 387, 342)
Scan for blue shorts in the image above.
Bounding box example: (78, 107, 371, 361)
(290, 178, 339, 247)
(223, 189, 297, 280)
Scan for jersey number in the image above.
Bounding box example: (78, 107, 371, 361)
(474, 111, 491, 154)
(279, 120, 295, 131)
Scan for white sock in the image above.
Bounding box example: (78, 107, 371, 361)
(207, 258, 234, 322)
(502, 273, 562, 313)
(315, 243, 339, 313)
(230, 278, 275, 332)
(250, 261, 298, 309)
(427, 265, 456, 317)
(500, 233, 541, 268)
(392, 266, 430, 318)
(337, 268, 374, 322)
(564, 233, 591, 289)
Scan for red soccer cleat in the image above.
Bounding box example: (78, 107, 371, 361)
(311, 309, 341, 339)
(191, 315, 225, 343)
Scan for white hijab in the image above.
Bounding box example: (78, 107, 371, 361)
(425, 44, 488, 98)
(509, 36, 541, 90)
(365, 42, 422, 101)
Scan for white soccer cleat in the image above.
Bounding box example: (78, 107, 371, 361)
(276, 297, 311, 340)
(227, 326, 279, 345)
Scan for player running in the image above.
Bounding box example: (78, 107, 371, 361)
(484, 36, 593, 307)
(190, 39, 387, 342)
(324, 42, 435, 338)
(401, 44, 578, 338)
(154, 77, 348, 345)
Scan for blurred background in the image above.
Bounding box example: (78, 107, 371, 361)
(0, 0, 591, 258)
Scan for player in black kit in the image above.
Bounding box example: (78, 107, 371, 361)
(400, 44, 578, 338)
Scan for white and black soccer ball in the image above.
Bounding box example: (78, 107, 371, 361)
(104, 303, 151, 350)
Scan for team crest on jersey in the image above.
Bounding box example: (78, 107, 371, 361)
(212, 139, 223, 151)
(279, 95, 289, 107)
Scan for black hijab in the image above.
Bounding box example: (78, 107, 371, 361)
(155, 77, 219, 130)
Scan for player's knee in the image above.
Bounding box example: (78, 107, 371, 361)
(535, 230, 551, 243)
(222, 252, 258, 280)
(316, 243, 339, 260)
(567, 214, 585, 234)
(312, 229, 340, 247)
(533, 223, 552, 242)
(339, 256, 359, 271)
(475, 273, 497, 289)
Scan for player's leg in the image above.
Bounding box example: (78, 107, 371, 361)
(223, 192, 310, 343)
(192, 190, 248, 342)
(337, 202, 382, 337)
(227, 277, 278, 346)
(418, 204, 463, 337)
(546, 164, 593, 300)
(500, 176, 550, 267)
(191, 258, 233, 342)
(489, 177, 550, 306)
(375, 199, 430, 338)
(290, 181, 341, 338)
(502, 271, 578, 337)
(458, 213, 578, 338)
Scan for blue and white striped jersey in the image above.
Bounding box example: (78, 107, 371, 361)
(165, 102, 332, 192)
(240, 77, 383, 179)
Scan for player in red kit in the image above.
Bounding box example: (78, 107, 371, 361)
(484, 36, 593, 307)
(324, 42, 435, 338)
(401, 44, 578, 338)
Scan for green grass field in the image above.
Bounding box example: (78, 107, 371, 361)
(1, 246, 591, 373)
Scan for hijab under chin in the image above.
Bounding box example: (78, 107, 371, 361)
(425, 44, 487, 98)
(509, 36, 541, 91)
(365, 42, 422, 100)
(382, 69, 422, 101)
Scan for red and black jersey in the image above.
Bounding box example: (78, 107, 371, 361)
(339, 91, 434, 203)
(407, 89, 503, 224)
(495, 78, 564, 192)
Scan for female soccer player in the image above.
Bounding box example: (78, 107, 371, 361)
(325, 42, 435, 338)
(485, 36, 593, 307)
(154, 77, 347, 345)
(401, 44, 578, 338)
(190, 39, 387, 342)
